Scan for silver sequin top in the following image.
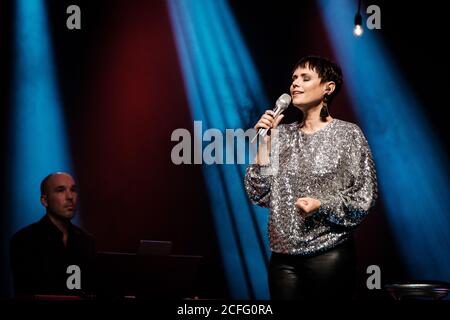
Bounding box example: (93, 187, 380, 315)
(244, 119, 377, 255)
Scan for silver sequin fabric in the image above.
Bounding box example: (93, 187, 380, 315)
(244, 119, 377, 255)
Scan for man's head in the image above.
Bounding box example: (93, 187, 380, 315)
(40, 172, 78, 221)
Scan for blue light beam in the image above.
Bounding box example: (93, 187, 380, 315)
(168, 0, 271, 298)
(11, 0, 74, 232)
(318, 0, 450, 282)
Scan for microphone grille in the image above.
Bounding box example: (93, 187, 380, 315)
(276, 93, 292, 111)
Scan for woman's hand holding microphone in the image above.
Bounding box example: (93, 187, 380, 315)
(254, 110, 284, 165)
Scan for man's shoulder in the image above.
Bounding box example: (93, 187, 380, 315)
(11, 220, 44, 245)
(71, 225, 95, 246)
(72, 224, 94, 238)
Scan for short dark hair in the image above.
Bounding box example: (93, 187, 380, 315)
(293, 55, 343, 104)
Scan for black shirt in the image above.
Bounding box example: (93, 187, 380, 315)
(10, 214, 95, 297)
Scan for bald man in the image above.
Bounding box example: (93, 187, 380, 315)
(10, 172, 95, 297)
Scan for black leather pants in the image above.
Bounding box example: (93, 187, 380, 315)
(268, 239, 356, 300)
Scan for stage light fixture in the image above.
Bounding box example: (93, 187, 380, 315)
(353, 0, 364, 36)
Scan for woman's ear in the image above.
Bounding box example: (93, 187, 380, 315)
(325, 81, 336, 95)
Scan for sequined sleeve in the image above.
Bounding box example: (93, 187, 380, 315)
(318, 126, 378, 228)
(244, 164, 273, 208)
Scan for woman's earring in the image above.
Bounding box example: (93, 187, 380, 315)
(320, 94, 329, 118)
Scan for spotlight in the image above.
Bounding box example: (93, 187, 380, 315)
(354, 0, 363, 37)
(353, 16, 363, 36)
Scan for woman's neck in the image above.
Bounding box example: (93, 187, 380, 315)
(300, 104, 332, 133)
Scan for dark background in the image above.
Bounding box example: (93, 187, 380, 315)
(1, 0, 448, 299)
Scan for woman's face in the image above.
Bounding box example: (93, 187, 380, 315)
(290, 66, 327, 108)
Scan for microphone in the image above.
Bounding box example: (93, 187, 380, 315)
(251, 93, 291, 143)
